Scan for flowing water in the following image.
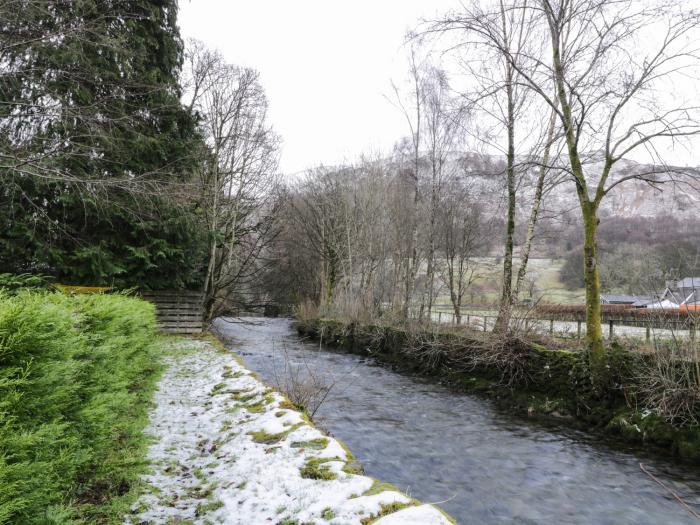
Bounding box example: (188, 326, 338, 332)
(213, 317, 700, 525)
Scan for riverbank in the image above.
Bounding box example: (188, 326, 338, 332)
(296, 318, 700, 464)
(126, 335, 456, 525)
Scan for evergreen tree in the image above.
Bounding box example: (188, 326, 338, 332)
(0, 0, 206, 288)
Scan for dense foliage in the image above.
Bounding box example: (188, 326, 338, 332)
(0, 1, 206, 288)
(0, 292, 161, 524)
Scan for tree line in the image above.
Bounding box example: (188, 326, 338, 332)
(268, 0, 700, 374)
(4, 0, 700, 372)
(1, 1, 280, 321)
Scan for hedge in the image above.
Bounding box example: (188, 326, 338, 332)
(0, 291, 161, 524)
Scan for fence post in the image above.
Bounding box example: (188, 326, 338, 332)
(484, 316, 488, 331)
(645, 324, 651, 343)
(577, 320, 582, 339)
(466, 313, 471, 326)
(608, 319, 614, 339)
(691, 320, 696, 344)
(549, 319, 554, 334)
(438, 312, 442, 324)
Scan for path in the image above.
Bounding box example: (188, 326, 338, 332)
(124, 338, 454, 525)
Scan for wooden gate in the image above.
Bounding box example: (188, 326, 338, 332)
(140, 290, 205, 334)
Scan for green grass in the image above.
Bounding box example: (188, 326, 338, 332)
(299, 458, 337, 480)
(431, 256, 585, 307)
(0, 290, 165, 524)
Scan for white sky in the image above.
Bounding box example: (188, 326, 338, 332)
(178, 1, 700, 175)
(177, 0, 458, 175)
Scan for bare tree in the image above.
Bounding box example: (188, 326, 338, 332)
(288, 168, 350, 308)
(420, 66, 470, 320)
(506, 0, 700, 366)
(437, 177, 490, 324)
(183, 41, 281, 320)
(513, 98, 563, 300)
(423, 0, 542, 332)
(389, 45, 429, 321)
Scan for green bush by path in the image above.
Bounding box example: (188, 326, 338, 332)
(0, 291, 162, 524)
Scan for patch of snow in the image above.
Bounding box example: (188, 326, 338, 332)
(375, 504, 456, 525)
(124, 339, 454, 525)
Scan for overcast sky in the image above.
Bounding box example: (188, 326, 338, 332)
(178, 0, 458, 175)
(178, 1, 700, 175)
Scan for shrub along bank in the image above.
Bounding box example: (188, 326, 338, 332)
(296, 318, 700, 463)
(0, 291, 162, 524)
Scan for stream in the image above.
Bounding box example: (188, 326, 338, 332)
(213, 317, 700, 525)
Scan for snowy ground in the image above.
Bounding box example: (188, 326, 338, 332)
(125, 337, 455, 525)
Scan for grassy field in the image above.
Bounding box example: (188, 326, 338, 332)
(432, 257, 585, 309)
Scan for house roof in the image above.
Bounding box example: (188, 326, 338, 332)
(677, 277, 700, 289)
(601, 294, 651, 304)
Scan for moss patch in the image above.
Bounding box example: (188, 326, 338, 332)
(290, 438, 330, 450)
(360, 502, 413, 524)
(300, 458, 337, 480)
(248, 423, 303, 445)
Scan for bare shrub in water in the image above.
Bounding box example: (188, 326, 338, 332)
(270, 343, 341, 418)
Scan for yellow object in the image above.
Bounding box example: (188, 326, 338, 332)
(53, 284, 111, 294)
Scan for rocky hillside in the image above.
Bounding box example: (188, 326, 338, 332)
(454, 152, 700, 221)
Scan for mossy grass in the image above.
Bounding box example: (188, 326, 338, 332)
(362, 481, 402, 497)
(299, 457, 337, 480)
(290, 438, 329, 450)
(359, 502, 414, 524)
(195, 498, 224, 516)
(248, 423, 303, 444)
(245, 394, 276, 413)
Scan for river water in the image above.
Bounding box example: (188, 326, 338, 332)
(213, 317, 700, 525)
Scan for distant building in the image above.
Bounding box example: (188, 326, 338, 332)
(601, 294, 652, 306)
(649, 277, 700, 310)
(601, 277, 700, 310)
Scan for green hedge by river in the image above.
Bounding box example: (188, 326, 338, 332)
(0, 292, 161, 524)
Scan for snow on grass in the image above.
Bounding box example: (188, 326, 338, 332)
(124, 338, 456, 525)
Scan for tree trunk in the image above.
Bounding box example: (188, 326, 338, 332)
(452, 291, 462, 325)
(494, 74, 516, 332)
(549, 23, 606, 371)
(582, 202, 604, 366)
(513, 105, 557, 300)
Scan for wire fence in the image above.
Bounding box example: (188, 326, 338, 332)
(419, 306, 698, 342)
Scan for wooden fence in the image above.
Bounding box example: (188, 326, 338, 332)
(140, 290, 204, 334)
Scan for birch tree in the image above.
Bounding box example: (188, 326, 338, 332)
(420, 66, 469, 319)
(437, 177, 490, 324)
(508, 0, 700, 367)
(389, 45, 428, 320)
(424, 0, 540, 331)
